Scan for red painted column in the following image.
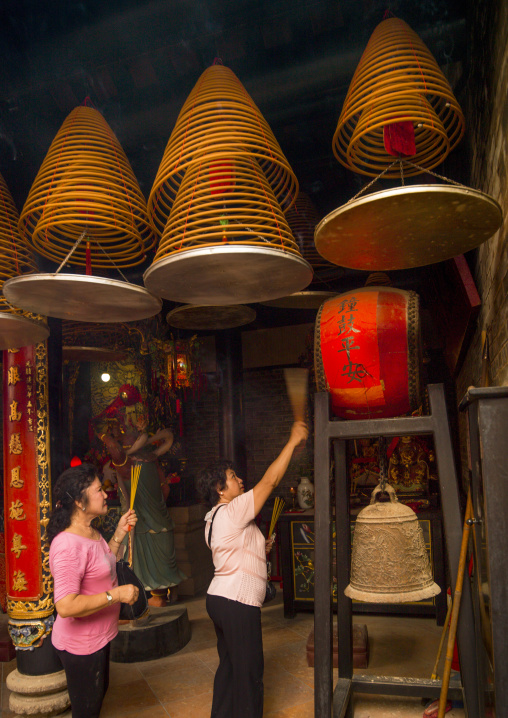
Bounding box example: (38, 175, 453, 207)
(3, 343, 54, 647)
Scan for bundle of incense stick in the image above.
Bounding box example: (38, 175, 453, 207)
(283, 368, 309, 422)
(128, 463, 141, 533)
(268, 497, 285, 538)
(128, 463, 141, 566)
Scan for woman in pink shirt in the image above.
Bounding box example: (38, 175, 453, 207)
(197, 420, 308, 718)
(48, 463, 139, 718)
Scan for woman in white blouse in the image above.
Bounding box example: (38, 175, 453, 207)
(197, 421, 308, 718)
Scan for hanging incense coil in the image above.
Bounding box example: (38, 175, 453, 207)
(152, 156, 300, 257)
(0, 173, 49, 348)
(144, 155, 312, 305)
(148, 63, 298, 235)
(19, 106, 156, 268)
(333, 17, 465, 177)
(0, 173, 39, 312)
(285, 192, 332, 269)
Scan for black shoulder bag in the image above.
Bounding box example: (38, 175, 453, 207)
(207, 504, 276, 605)
(115, 560, 149, 621)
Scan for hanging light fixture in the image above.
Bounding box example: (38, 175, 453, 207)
(0, 172, 49, 349)
(144, 61, 312, 305)
(315, 17, 503, 271)
(4, 105, 161, 322)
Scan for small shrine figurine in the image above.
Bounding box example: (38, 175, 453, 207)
(387, 435, 437, 496)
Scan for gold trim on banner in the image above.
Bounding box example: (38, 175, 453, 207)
(7, 341, 54, 619)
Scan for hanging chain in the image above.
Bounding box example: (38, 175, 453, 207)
(54, 230, 87, 274)
(345, 161, 399, 204)
(378, 436, 388, 492)
(346, 157, 470, 208)
(96, 242, 131, 283)
(399, 157, 405, 186)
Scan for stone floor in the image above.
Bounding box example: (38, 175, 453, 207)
(1, 590, 466, 717)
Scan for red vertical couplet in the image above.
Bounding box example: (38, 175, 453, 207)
(3, 346, 43, 602)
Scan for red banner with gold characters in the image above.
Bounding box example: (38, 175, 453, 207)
(3, 343, 53, 619)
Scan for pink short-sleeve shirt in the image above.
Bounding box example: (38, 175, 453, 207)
(49, 532, 120, 655)
(205, 490, 267, 607)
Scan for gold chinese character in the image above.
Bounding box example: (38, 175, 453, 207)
(9, 401, 22, 422)
(9, 433, 23, 455)
(12, 570, 28, 592)
(11, 534, 27, 559)
(9, 500, 26, 521)
(8, 348, 19, 353)
(7, 366, 21, 385)
(10, 467, 24, 489)
(28, 418, 34, 432)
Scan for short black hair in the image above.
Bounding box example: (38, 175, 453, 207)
(196, 460, 233, 507)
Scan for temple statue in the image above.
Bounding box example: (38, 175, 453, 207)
(91, 386, 185, 603)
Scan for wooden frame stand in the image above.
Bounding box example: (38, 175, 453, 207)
(314, 383, 480, 717)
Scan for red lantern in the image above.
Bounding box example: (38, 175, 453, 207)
(314, 287, 421, 419)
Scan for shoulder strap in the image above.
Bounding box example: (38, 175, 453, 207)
(207, 503, 227, 549)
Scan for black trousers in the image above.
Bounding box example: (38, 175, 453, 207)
(206, 594, 264, 718)
(55, 643, 110, 718)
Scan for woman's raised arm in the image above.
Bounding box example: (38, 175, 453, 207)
(252, 421, 308, 516)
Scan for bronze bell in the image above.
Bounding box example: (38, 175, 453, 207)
(345, 483, 441, 603)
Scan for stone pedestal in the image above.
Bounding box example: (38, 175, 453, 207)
(169, 505, 214, 596)
(7, 669, 71, 717)
(110, 605, 191, 663)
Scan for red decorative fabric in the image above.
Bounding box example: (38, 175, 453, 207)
(383, 121, 416, 157)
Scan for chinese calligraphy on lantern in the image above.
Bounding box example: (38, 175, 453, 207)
(11, 534, 27, 559)
(336, 296, 370, 384)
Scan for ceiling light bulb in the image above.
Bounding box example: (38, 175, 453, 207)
(101, 372, 110, 382)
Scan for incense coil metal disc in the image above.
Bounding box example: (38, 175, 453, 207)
(0, 313, 49, 350)
(62, 320, 136, 355)
(166, 304, 256, 330)
(63, 346, 128, 362)
(3, 274, 162, 323)
(19, 106, 155, 268)
(261, 291, 336, 309)
(144, 245, 312, 306)
(149, 156, 303, 262)
(315, 185, 503, 271)
(148, 63, 298, 234)
(333, 17, 465, 177)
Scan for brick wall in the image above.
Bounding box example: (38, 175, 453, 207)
(456, 0, 508, 480)
(243, 367, 313, 501)
(181, 384, 221, 486)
